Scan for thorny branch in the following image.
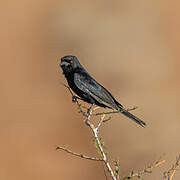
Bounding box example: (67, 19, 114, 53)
(84, 105, 117, 180)
(56, 146, 103, 161)
(123, 158, 165, 179)
(94, 106, 138, 116)
(60, 83, 117, 179)
(164, 155, 180, 180)
(57, 83, 179, 180)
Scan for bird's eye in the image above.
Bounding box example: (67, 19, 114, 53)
(69, 60, 73, 64)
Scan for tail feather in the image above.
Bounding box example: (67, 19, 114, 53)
(119, 107, 146, 127)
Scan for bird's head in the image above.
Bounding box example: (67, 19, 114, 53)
(60, 55, 81, 75)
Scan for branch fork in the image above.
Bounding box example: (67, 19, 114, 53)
(57, 83, 179, 180)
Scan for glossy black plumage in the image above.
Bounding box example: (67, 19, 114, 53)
(60, 55, 146, 127)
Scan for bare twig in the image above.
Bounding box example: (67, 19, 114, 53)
(164, 155, 180, 180)
(114, 160, 120, 180)
(56, 146, 103, 161)
(126, 106, 138, 112)
(61, 83, 88, 117)
(123, 158, 165, 179)
(60, 83, 74, 97)
(96, 114, 105, 132)
(76, 102, 88, 117)
(94, 106, 138, 116)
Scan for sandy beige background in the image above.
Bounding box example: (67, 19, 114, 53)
(1, 0, 180, 179)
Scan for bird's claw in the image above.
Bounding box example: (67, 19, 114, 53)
(72, 96, 78, 103)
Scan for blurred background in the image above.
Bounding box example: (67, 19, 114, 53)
(1, 0, 180, 179)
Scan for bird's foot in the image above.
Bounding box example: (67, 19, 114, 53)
(72, 95, 78, 103)
(87, 104, 94, 115)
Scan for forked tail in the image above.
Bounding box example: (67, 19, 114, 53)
(119, 106, 146, 127)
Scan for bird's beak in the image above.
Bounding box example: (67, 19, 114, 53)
(60, 61, 69, 67)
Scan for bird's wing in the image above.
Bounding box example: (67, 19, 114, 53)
(74, 72, 118, 108)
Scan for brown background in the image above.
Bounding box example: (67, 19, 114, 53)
(1, 0, 180, 179)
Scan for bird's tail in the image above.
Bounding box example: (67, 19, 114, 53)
(118, 106, 146, 127)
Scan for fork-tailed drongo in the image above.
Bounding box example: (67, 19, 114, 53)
(60, 55, 146, 127)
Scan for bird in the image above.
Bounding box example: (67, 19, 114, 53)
(60, 55, 146, 127)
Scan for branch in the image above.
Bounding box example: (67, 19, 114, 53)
(59, 83, 117, 179)
(164, 155, 180, 180)
(56, 146, 103, 161)
(123, 158, 165, 179)
(59, 83, 166, 180)
(94, 106, 138, 116)
(84, 106, 117, 180)
(96, 114, 105, 132)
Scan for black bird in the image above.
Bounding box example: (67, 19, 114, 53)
(60, 55, 146, 127)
